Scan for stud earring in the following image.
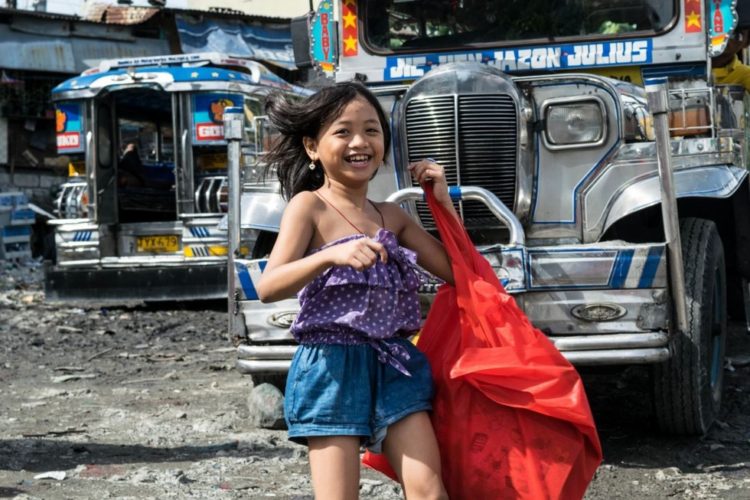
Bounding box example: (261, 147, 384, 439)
(308, 161, 316, 171)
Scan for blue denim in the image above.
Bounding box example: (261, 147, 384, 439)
(285, 338, 434, 452)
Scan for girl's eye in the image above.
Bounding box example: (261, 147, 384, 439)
(334, 128, 349, 135)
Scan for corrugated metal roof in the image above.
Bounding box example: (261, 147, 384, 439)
(81, 5, 297, 25)
(0, 6, 80, 21)
(0, 23, 169, 74)
(83, 5, 160, 25)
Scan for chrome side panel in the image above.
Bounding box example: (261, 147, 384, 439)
(48, 219, 101, 263)
(239, 190, 286, 231)
(516, 289, 667, 335)
(586, 164, 747, 240)
(523, 75, 622, 239)
(181, 215, 226, 258)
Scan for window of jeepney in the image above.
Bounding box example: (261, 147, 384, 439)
(118, 119, 173, 165)
(364, 0, 677, 51)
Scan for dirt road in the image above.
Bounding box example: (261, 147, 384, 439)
(2, 260, 750, 499)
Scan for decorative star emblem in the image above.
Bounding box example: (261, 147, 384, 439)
(344, 35, 357, 53)
(687, 11, 701, 29)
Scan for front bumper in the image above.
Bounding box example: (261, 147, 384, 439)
(233, 240, 671, 372)
(44, 260, 227, 302)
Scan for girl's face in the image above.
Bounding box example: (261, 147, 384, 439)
(305, 96, 385, 187)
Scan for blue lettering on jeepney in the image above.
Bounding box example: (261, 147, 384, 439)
(383, 39, 652, 80)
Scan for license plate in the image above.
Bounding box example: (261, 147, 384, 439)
(136, 235, 179, 253)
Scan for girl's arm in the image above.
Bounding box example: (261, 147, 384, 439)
(257, 192, 387, 302)
(392, 159, 460, 285)
(255, 193, 323, 302)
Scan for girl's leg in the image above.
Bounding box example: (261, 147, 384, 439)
(382, 411, 448, 500)
(308, 435, 361, 500)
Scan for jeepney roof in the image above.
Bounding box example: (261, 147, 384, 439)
(51, 63, 311, 99)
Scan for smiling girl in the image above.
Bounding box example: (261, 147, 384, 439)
(256, 82, 457, 500)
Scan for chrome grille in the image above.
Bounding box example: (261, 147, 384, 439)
(405, 94, 518, 229)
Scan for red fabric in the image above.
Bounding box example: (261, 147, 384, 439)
(363, 186, 602, 499)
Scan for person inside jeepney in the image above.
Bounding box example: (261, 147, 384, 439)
(712, 0, 750, 91)
(256, 81, 457, 499)
(118, 142, 146, 188)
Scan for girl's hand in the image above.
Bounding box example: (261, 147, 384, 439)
(408, 159, 451, 206)
(322, 237, 388, 271)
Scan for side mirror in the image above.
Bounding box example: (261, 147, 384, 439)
(291, 11, 314, 69)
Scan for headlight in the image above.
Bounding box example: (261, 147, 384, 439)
(544, 99, 606, 147)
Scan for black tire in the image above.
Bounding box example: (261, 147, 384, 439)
(251, 231, 278, 259)
(41, 230, 57, 263)
(652, 218, 727, 435)
(251, 373, 288, 392)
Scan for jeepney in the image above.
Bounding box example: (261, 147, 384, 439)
(226, 0, 750, 434)
(47, 53, 309, 302)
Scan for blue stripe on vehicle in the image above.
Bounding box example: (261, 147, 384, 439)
(235, 262, 258, 300)
(610, 249, 634, 288)
(190, 227, 211, 238)
(638, 246, 664, 288)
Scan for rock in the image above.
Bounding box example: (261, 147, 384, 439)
(247, 383, 285, 429)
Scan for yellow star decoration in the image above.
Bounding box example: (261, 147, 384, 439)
(343, 11, 356, 28)
(686, 11, 701, 29)
(344, 35, 357, 53)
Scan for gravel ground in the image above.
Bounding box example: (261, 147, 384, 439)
(2, 259, 750, 499)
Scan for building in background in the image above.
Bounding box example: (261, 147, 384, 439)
(0, 6, 170, 205)
(183, 0, 309, 17)
(7, 0, 310, 17)
(0, 2, 308, 213)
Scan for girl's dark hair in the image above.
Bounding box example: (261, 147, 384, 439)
(263, 81, 391, 200)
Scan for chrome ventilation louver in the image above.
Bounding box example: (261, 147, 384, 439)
(404, 93, 518, 229)
(194, 176, 228, 213)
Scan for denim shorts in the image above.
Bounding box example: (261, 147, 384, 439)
(284, 338, 434, 452)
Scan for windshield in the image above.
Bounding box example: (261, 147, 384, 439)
(364, 0, 676, 52)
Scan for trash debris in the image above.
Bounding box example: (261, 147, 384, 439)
(22, 427, 85, 438)
(56, 325, 83, 334)
(87, 347, 114, 362)
(51, 373, 97, 383)
(33, 471, 66, 481)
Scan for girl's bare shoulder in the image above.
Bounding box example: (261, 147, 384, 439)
(373, 201, 414, 232)
(286, 190, 325, 215)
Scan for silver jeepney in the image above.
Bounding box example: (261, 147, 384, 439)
(227, 0, 750, 434)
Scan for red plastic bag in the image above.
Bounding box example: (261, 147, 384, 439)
(364, 186, 602, 499)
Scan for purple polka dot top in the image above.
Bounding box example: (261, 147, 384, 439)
(290, 228, 423, 375)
